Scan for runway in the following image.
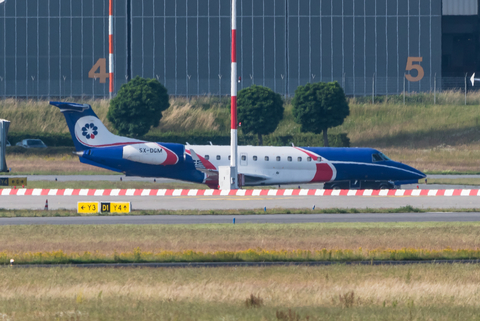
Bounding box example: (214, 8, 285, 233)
(7, 175, 480, 191)
(1, 212, 480, 225)
(1, 194, 480, 210)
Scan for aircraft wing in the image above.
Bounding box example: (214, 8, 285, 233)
(189, 149, 270, 182)
(189, 149, 217, 174)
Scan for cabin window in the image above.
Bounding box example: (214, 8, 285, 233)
(287, 156, 292, 162)
(205, 155, 209, 161)
(316, 157, 322, 162)
(265, 156, 269, 161)
(228, 155, 231, 160)
(253, 156, 258, 161)
(307, 157, 312, 162)
(216, 155, 221, 160)
(241, 155, 246, 161)
(297, 157, 302, 162)
(372, 154, 383, 162)
(276, 156, 281, 161)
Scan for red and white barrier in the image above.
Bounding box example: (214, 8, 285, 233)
(0, 189, 479, 197)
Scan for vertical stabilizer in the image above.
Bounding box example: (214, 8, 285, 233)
(50, 101, 144, 151)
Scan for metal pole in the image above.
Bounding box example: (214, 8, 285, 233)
(187, 75, 191, 102)
(403, 74, 406, 105)
(109, 0, 114, 99)
(465, 73, 468, 105)
(230, 0, 238, 190)
(434, 73, 436, 105)
(372, 74, 375, 104)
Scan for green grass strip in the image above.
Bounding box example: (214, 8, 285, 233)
(3, 248, 480, 265)
(0, 205, 474, 218)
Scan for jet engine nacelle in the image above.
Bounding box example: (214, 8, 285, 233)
(122, 142, 184, 166)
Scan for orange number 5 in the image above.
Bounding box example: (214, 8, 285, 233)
(405, 57, 424, 82)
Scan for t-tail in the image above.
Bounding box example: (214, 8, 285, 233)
(50, 101, 143, 151)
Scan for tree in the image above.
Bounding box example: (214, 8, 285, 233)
(107, 76, 170, 137)
(237, 85, 284, 145)
(292, 81, 349, 147)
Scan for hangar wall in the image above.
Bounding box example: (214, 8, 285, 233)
(0, 0, 442, 98)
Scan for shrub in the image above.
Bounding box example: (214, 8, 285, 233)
(108, 76, 170, 137)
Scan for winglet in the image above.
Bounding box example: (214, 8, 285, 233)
(471, 73, 476, 86)
(189, 149, 207, 172)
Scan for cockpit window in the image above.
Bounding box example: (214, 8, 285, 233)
(373, 153, 391, 162)
(372, 154, 383, 162)
(379, 153, 391, 161)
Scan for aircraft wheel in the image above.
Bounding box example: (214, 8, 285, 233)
(378, 183, 391, 190)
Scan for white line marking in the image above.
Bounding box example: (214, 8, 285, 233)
(444, 190, 454, 197)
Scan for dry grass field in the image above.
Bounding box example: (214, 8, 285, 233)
(0, 265, 479, 320)
(1, 222, 478, 254)
(5, 154, 111, 175)
(0, 223, 478, 319)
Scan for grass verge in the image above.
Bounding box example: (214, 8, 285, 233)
(1, 221, 480, 253)
(2, 248, 480, 265)
(0, 265, 480, 320)
(0, 205, 450, 218)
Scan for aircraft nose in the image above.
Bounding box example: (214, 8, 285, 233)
(395, 162, 426, 180)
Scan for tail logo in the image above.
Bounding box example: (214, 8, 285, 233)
(81, 123, 99, 140)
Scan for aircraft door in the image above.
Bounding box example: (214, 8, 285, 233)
(240, 153, 248, 166)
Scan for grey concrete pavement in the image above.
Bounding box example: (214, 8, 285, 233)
(1, 195, 479, 211)
(5, 175, 480, 190)
(0, 212, 480, 225)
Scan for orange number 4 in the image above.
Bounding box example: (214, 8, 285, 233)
(405, 57, 424, 82)
(88, 58, 109, 84)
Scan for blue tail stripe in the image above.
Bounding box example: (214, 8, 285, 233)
(50, 101, 99, 151)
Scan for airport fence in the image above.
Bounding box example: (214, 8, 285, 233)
(0, 76, 475, 101)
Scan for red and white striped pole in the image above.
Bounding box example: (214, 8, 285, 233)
(230, 0, 238, 189)
(109, 0, 114, 99)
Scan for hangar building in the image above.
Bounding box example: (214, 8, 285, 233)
(0, 0, 477, 98)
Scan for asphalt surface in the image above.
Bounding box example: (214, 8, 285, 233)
(7, 260, 480, 269)
(13, 174, 480, 181)
(2, 194, 480, 211)
(6, 175, 480, 191)
(1, 212, 480, 225)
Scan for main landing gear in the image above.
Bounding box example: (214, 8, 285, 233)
(323, 181, 396, 190)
